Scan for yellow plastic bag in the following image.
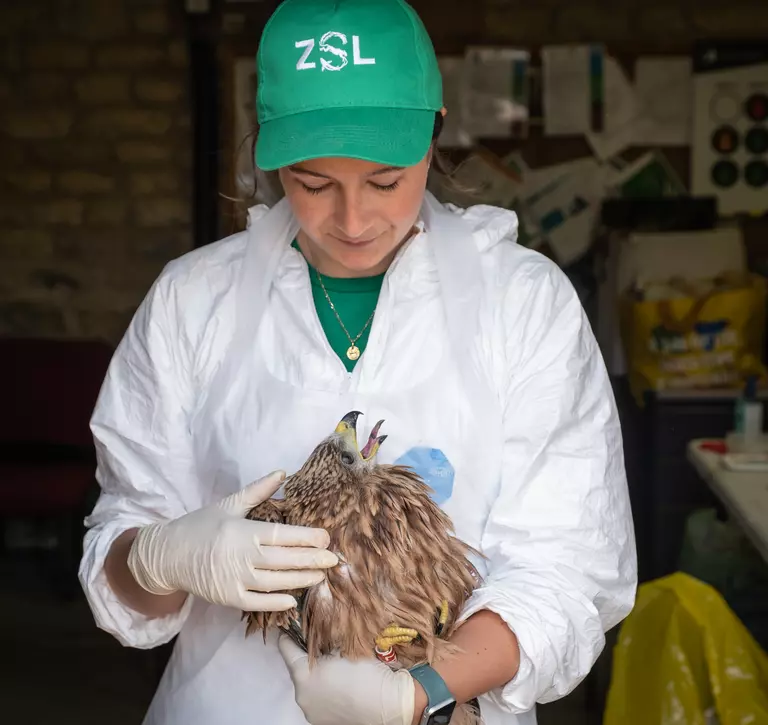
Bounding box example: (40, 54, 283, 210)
(619, 273, 767, 405)
(604, 572, 768, 725)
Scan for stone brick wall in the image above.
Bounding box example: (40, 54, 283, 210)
(2, 0, 767, 343)
(425, 0, 768, 51)
(0, 0, 191, 343)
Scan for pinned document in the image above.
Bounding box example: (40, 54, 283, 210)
(542, 45, 605, 136)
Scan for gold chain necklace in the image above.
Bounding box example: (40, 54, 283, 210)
(314, 269, 376, 361)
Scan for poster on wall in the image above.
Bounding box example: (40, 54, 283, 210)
(691, 41, 768, 215)
(541, 44, 605, 136)
(462, 47, 530, 140)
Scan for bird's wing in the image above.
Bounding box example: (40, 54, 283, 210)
(245, 497, 286, 525)
(242, 498, 305, 641)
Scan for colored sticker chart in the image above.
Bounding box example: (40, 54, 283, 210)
(691, 41, 768, 215)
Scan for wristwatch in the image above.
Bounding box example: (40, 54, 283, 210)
(408, 663, 456, 725)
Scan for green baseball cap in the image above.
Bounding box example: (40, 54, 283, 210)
(254, 0, 443, 171)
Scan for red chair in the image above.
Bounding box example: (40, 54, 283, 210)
(0, 337, 114, 597)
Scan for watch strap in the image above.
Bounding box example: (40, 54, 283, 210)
(408, 663, 455, 721)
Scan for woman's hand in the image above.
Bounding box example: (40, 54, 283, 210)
(279, 610, 520, 725)
(122, 471, 338, 612)
(278, 636, 416, 725)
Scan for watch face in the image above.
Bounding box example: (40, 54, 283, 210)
(428, 702, 456, 725)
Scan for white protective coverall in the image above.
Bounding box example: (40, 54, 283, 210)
(80, 191, 637, 725)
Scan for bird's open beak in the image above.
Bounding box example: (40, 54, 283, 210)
(360, 419, 386, 460)
(335, 411, 387, 461)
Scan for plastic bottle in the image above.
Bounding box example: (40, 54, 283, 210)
(734, 375, 763, 441)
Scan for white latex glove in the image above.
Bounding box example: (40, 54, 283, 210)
(278, 635, 416, 725)
(127, 471, 338, 611)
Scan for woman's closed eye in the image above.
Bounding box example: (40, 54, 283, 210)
(298, 179, 402, 195)
(370, 180, 400, 192)
(300, 182, 332, 195)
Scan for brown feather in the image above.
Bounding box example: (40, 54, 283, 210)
(245, 422, 485, 725)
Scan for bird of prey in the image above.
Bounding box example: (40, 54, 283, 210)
(245, 411, 482, 725)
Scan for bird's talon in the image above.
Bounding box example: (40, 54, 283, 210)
(435, 600, 449, 636)
(380, 625, 418, 637)
(375, 624, 419, 650)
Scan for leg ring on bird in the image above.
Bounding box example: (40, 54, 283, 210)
(375, 646, 398, 665)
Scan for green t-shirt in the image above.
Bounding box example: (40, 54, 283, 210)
(293, 242, 384, 372)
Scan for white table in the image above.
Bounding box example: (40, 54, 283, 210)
(687, 439, 768, 564)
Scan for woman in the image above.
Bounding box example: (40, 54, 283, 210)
(80, 1, 637, 724)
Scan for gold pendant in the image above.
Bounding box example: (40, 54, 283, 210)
(346, 345, 361, 361)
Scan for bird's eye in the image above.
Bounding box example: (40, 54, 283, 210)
(341, 452, 355, 465)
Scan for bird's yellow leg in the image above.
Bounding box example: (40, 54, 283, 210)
(435, 600, 449, 635)
(375, 624, 419, 650)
